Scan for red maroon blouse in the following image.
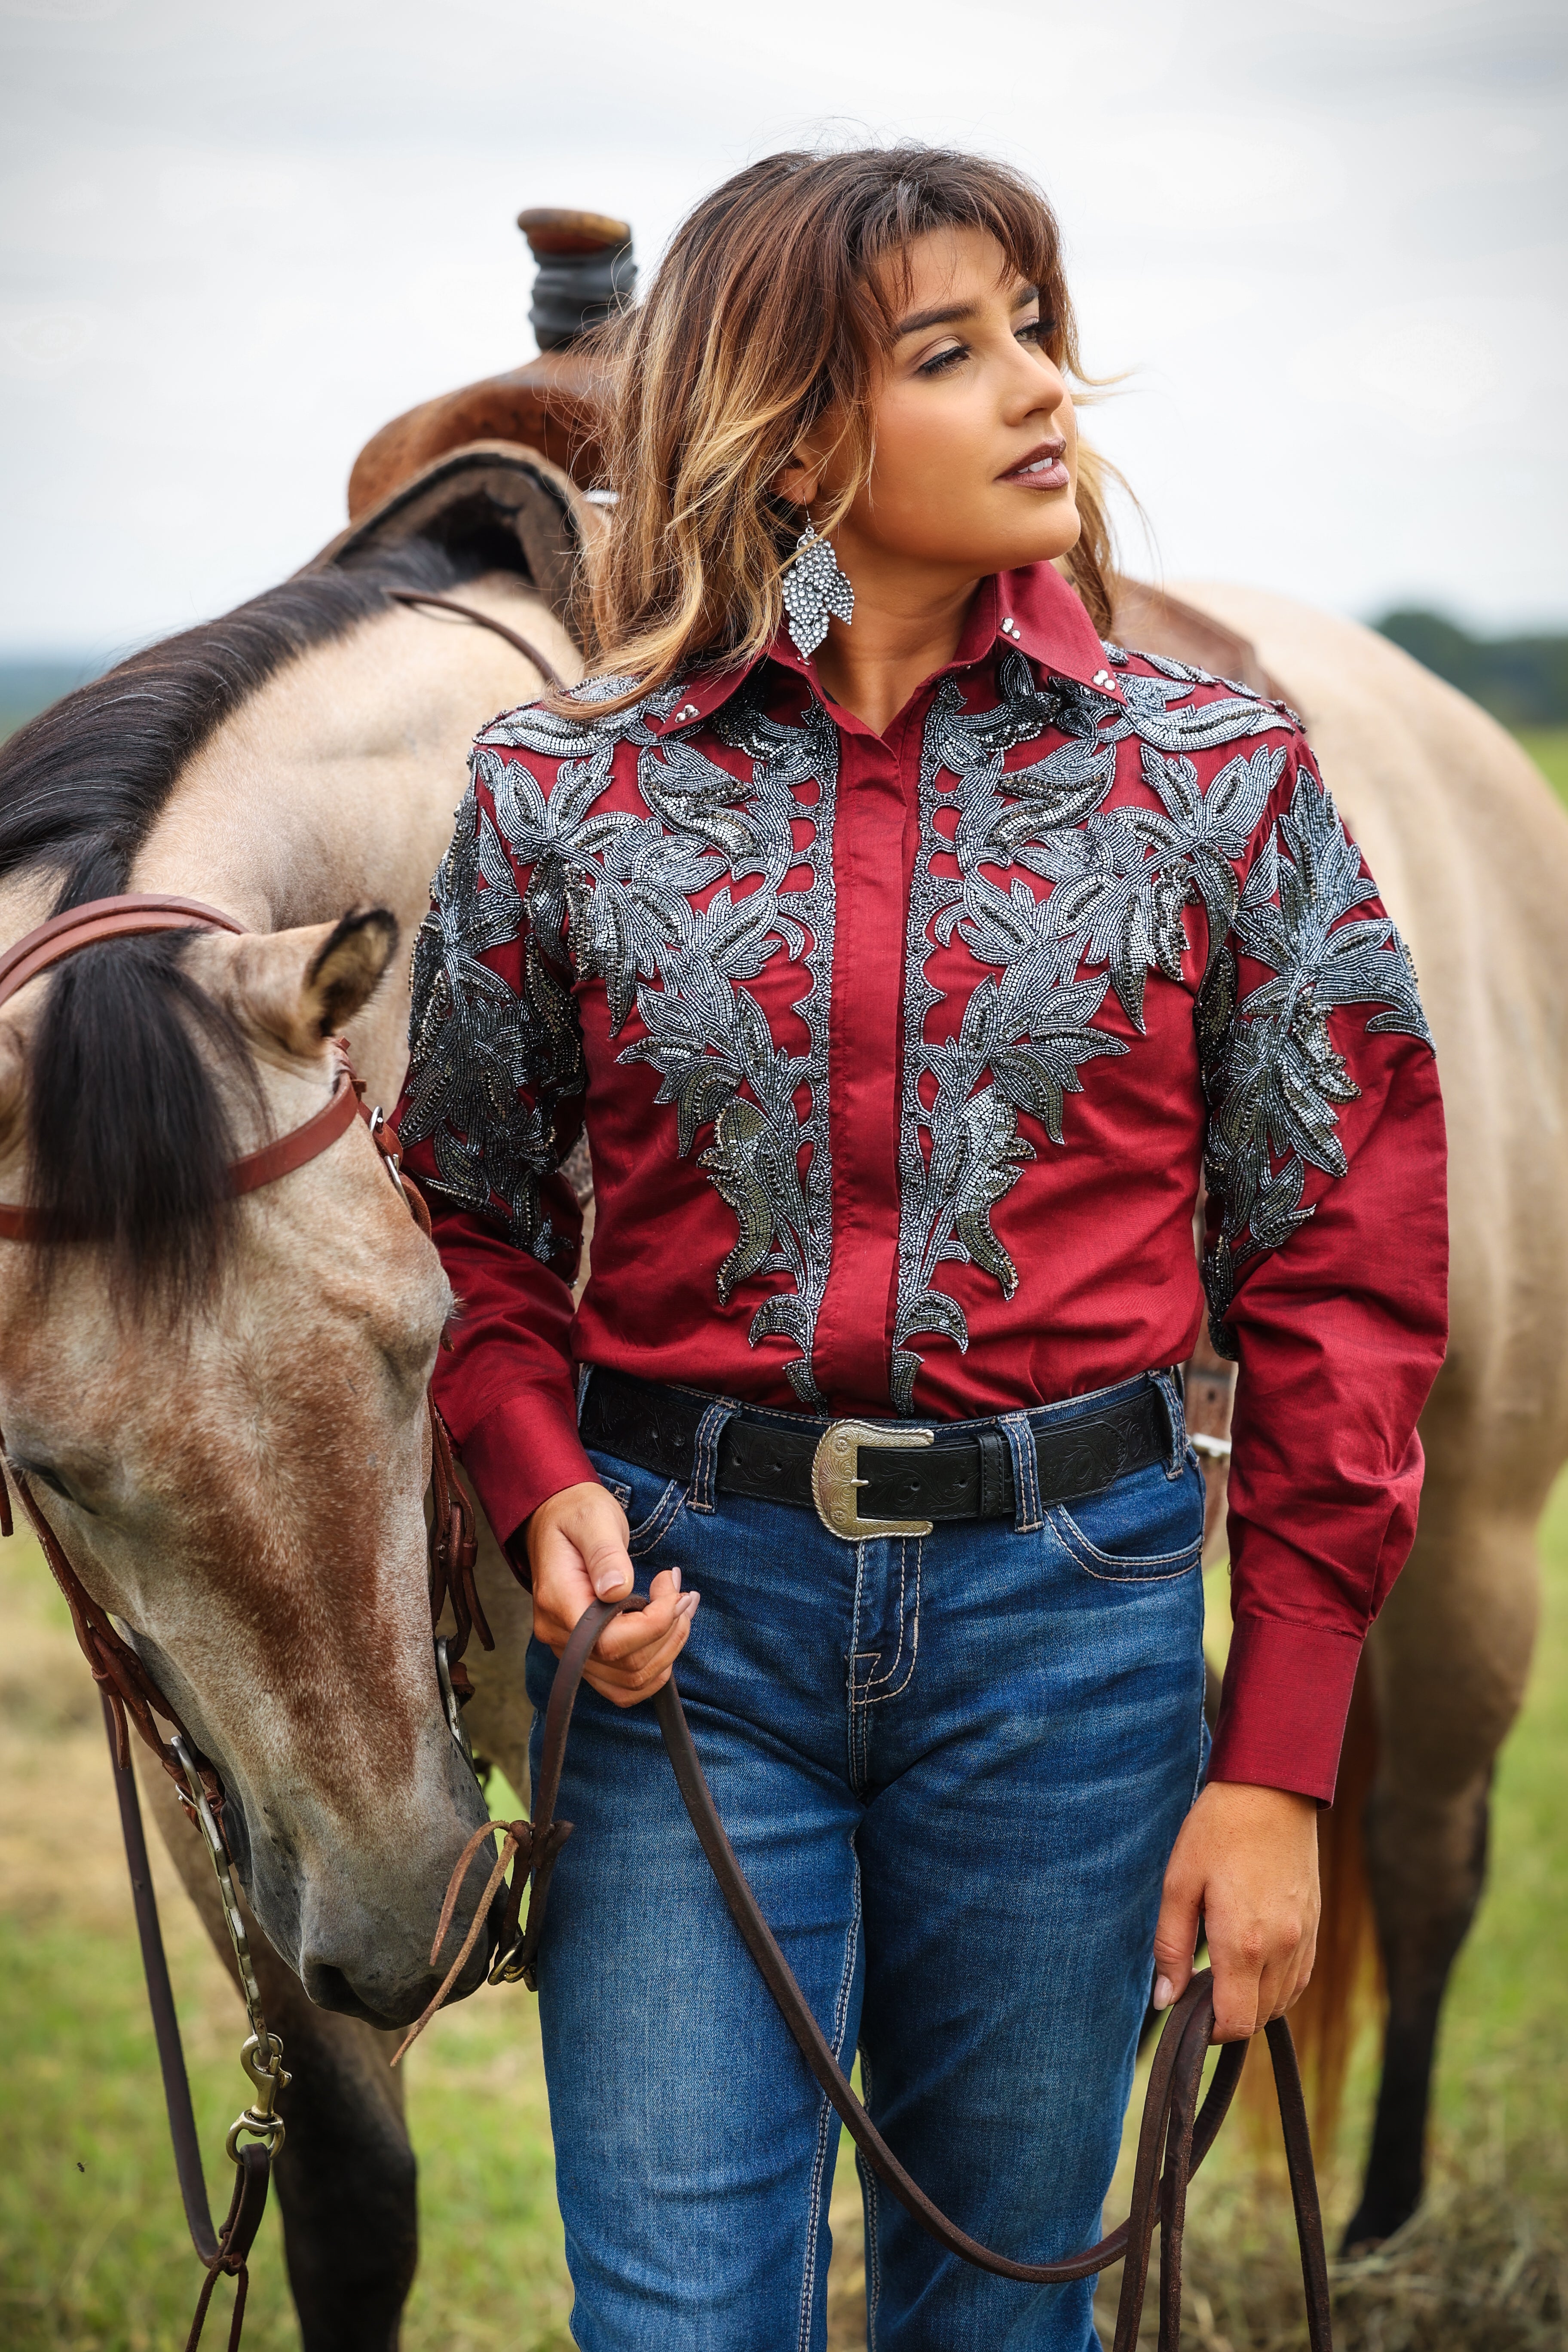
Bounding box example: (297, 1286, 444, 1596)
(395, 559, 1447, 1803)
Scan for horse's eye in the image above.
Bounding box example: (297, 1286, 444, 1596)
(15, 1459, 87, 1510)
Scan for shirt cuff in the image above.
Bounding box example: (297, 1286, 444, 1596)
(1207, 1611, 1364, 1805)
(451, 1389, 597, 1553)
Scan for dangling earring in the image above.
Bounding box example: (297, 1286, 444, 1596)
(781, 522, 854, 658)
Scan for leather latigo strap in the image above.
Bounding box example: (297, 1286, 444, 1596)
(422, 1597, 1333, 2351)
(579, 1366, 1169, 1523)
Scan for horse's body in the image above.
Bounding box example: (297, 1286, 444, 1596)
(1178, 583, 1568, 2242)
(3, 505, 1565, 2342)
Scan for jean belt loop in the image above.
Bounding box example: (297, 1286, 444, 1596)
(575, 1363, 594, 1424)
(1000, 1411, 1045, 1533)
(688, 1399, 737, 1515)
(1149, 1368, 1186, 1479)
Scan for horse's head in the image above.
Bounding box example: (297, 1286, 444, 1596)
(0, 906, 496, 2028)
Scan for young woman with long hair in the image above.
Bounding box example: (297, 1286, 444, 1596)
(397, 147, 1446, 2350)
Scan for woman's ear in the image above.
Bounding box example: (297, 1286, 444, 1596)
(772, 458, 818, 509)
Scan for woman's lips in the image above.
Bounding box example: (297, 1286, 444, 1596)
(999, 439, 1069, 490)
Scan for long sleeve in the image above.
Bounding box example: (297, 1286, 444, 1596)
(1198, 740, 1448, 1802)
(395, 763, 597, 1546)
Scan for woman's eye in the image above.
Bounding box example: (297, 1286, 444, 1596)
(916, 343, 968, 378)
(1016, 318, 1045, 347)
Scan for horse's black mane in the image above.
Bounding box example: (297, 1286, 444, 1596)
(0, 534, 493, 1306)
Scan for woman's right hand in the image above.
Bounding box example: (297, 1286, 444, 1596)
(524, 1480, 699, 1708)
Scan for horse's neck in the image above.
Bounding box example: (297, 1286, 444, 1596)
(128, 575, 572, 1104)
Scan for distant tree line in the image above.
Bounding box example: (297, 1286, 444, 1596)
(0, 659, 103, 745)
(5, 619, 1568, 750)
(1375, 611, 1568, 729)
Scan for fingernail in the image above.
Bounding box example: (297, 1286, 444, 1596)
(1153, 1976, 1175, 2011)
(671, 1566, 682, 1593)
(681, 1591, 700, 1616)
(594, 1568, 628, 1599)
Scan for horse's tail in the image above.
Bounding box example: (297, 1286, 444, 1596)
(1242, 1654, 1381, 2147)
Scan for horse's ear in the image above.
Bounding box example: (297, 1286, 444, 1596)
(203, 909, 400, 1059)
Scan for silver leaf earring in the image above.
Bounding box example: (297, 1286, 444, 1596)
(781, 522, 854, 658)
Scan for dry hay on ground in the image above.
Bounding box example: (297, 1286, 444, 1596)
(819, 2164, 1565, 2351)
(1094, 2176, 1565, 2351)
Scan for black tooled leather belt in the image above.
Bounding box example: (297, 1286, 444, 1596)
(578, 1367, 1173, 1540)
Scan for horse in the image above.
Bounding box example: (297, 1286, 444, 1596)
(3, 435, 1566, 2340)
(0, 460, 579, 2346)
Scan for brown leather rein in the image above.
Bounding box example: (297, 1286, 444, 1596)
(0, 896, 1335, 2351)
(393, 1591, 1335, 2352)
(0, 892, 489, 2352)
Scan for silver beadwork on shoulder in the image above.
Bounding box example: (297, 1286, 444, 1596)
(404, 670, 842, 1404)
(780, 524, 854, 659)
(401, 780, 587, 1266)
(891, 642, 1432, 1410)
(1199, 757, 1431, 1354)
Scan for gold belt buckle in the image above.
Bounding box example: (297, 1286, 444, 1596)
(810, 1419, 934, 1542)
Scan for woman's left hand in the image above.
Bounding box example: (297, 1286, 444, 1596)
(1152, 1782, 1320, 2042)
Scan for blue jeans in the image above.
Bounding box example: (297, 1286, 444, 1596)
(526, 1373, 1208, 2352)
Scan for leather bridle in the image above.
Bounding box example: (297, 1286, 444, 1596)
(0, 892, 489, 2352)
(0, 894, 1336, 2352)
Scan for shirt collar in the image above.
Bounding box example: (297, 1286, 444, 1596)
(645, 559, 1121, 740)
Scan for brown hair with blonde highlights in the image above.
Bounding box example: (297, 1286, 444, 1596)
(554, 145, 1118, 714)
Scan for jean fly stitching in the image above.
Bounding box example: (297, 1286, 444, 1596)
(847, 1544, 870, 1794)
(859, 1537, 922, 1704)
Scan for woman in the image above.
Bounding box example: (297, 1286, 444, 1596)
(397, 147, 1446, 2351)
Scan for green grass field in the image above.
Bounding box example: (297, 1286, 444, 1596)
(3, 1473, 1565, 2352)
(2, 738, 1565, 2349)
(1517, 728, 1568, 808)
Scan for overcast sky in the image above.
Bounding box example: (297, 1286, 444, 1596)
(2, 0, 1564, 658)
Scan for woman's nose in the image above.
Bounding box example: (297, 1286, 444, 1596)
(1004, 349, 1067, 423)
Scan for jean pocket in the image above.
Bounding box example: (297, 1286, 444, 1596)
(587, 1446, 687, 1560)
(1050, 1458, 1205, 1583)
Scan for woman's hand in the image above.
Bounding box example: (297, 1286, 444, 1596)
(525, 1480, 699, 1709)
(1152, 1781, 1320, 2042)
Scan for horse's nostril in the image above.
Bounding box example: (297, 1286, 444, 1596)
(305, 1962, 359, 2015)
(302, 1953, 465, 2032)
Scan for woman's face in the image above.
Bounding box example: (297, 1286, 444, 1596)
(803, 225, 1081, 587)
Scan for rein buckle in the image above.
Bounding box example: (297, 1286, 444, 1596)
(810, 1419, 934, 1543)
